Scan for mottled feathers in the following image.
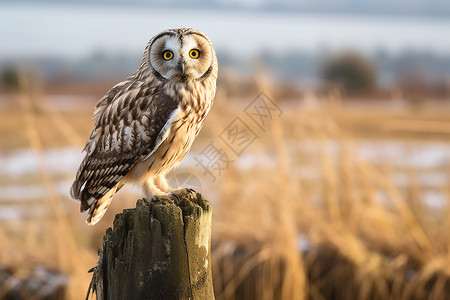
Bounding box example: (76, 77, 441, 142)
(71, 84, 178, 223)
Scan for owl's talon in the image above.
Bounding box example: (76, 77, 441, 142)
(151, 195, 163, 204)
(171, 193, 181, 205)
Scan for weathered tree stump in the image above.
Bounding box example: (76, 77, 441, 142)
(88, 192, 214, 300)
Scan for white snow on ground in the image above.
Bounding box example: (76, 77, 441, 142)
(1, 139, 449, 219)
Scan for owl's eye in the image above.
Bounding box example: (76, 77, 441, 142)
(162, 50, 173, 60)
(189, 49, 200, 59)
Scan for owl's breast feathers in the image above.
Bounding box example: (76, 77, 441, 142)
(70, 78, 214, 213)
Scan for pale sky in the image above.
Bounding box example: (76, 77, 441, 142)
(1, 2, 450, 60)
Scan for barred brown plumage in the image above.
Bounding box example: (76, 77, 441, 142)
(70, 28, 218, 225)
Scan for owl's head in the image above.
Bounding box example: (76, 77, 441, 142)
(145, 28, 216, 83)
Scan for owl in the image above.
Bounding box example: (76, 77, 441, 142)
(70, 28, 218, 225)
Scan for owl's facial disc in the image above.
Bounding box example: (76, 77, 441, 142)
(149, 32, 213, 82)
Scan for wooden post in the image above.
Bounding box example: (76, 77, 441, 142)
(88, 193, 214, 300)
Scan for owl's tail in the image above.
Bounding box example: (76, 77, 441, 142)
(86, 184, 120, 225)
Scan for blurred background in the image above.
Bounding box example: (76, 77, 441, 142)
(1, 0, 450, 299)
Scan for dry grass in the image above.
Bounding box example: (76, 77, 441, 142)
(210, 90, 450, 299)
(1, 74, 450, 299)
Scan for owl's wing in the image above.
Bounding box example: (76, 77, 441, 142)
(70, 82, 179, 214)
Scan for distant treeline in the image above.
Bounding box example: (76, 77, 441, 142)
(1, 49, 450, 98)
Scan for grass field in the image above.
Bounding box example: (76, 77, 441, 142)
(1, 76, 450, 299)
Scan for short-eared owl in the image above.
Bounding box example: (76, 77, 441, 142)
(71, 28, 218, 225)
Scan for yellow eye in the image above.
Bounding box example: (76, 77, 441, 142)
(162, 50, 173, 60)
(189, 49, 200, 59)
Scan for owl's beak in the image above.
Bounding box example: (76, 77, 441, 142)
(173, 62, 188, 82)
(177, 62, 185, 74)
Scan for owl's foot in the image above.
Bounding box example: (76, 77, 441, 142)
(171, 188, 197, 199)
(149, 194, 181, 205)
(147, 189, 196, 207)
